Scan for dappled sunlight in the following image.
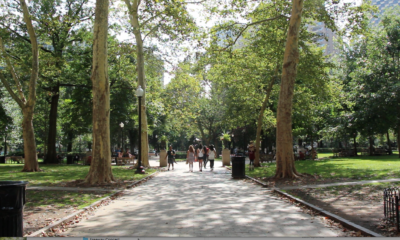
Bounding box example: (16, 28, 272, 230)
(65, 163, 339, 237)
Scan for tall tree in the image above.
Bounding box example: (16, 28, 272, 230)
(274, 0, 304, 178)
(0, 0, 40, 171)
(123, 0, 196, 167)
(85, 0, 114, 184)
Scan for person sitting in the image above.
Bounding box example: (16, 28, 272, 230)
(122, 150, 129, 157)
(57, 154, 63, 163)
(73, 154, 80, 164)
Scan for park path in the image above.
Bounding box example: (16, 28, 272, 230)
(64, 159, 341, 237)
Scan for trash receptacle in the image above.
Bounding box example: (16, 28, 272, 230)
(0, 156, 5, 164)
(67, 155, 73, 164)
(231, 156, 246, 179)
(0, 181, 29, 237)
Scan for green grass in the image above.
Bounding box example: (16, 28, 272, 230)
(0, 164, 157, 186)
(318, 153, 333, 158)
(246, 154, 400, 181)
(25, 190, 111, 209)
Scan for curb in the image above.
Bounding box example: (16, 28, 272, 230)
(225, 166, 382, 237)
(273, 189, 382, 237)
(25, 170, 160, 237)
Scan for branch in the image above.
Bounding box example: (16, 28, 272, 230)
(143, 22, 162, 41)
(0, 72, 25, 109)
(221, 15, 284, 51)
(141, 12, 164, 28)
(0, 37, 27, 103)
(20, 0, 39, 108)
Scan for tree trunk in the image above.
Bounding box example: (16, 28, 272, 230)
(369, 136, 374, 156)
(85, 0, 114, 184)
(125, 0, 150, 167)
(397, 128, 400, 158)
(22, 109, 39, 172)
(67, 131, 73, 152)
(274, 0, 303, 179)
(255, 78, 275, 167)
(45, 87, 59, 163)
(387, 130, 392, 154)
(353, 135, 357, 156)
(4, 133, 7, 156)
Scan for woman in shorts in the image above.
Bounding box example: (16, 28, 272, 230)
(187, 145, 196, 172)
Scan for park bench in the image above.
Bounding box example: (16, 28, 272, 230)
(260, 153, 274, 163)
(374, 148, 387, 156)
(115, 157, 135, 166)
(6, 156, 24, 164)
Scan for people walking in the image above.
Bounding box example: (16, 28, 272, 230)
(208, 144, 216, 171)
(248, 141, 255, 171)
(204, 145, 209, 168)
(197, 144, 204, 172)
(187, 145, 196, 172)
(165, 145, 176, 171)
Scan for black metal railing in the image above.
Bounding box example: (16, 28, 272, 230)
(384, 188, 400, 231)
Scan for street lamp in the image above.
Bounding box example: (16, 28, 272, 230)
(119, 122, 124, 151)
(136, 85, 145, 174)
(155, 135, 158, 156)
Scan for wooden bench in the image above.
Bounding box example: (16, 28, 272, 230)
(260, 154, 274, 163)
(6, 156, 24, 164)
(115, 157, 135, 166)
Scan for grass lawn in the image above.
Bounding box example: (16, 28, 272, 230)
(25, 190, 111, 209)
(246, 154, 400, 181)
(0, 164, 157, 186)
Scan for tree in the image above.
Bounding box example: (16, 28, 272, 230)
(123, 0, 197, 167)
(84, 0, 114, 184)
(274, 0, 304, 178)
(0, 0, 40, 171)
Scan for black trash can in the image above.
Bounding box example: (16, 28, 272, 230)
(67, 155, 73, 164)
(231, 156, 246, 179)
(0, 156, 5, 164)
(0, 181, 29, 237)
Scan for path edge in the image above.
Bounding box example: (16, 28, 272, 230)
(25, 170, 160, 237)
(225, 166, 382, 237)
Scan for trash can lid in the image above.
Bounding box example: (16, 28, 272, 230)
(0, 181, 29, 186)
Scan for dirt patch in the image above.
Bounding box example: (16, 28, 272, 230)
(286, 186, 400, 237)
(23, 205, 79, 236)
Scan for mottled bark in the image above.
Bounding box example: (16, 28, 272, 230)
(45, 87, 59, 163)
(275, 0, 303, 179)
(22, 110, 39, 171)
(85, 0, 114, 184)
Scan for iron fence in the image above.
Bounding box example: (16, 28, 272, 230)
(384, 188, 400, 231)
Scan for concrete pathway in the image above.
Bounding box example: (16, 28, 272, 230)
(279, 178, 400, 190)
(64, 159, 341, 237)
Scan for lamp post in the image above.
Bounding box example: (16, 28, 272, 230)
(136, 85, 144, 174)
(119, 122, 124, 151)
(155, 135, 158, 156)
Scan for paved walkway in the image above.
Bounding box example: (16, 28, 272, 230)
(64, 159, 341, 237)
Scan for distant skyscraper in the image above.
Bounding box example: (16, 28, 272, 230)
(310, 0, 399, 55)
(370, 0, 400, 25)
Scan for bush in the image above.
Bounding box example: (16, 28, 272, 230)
(7, 151, 24, 157)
